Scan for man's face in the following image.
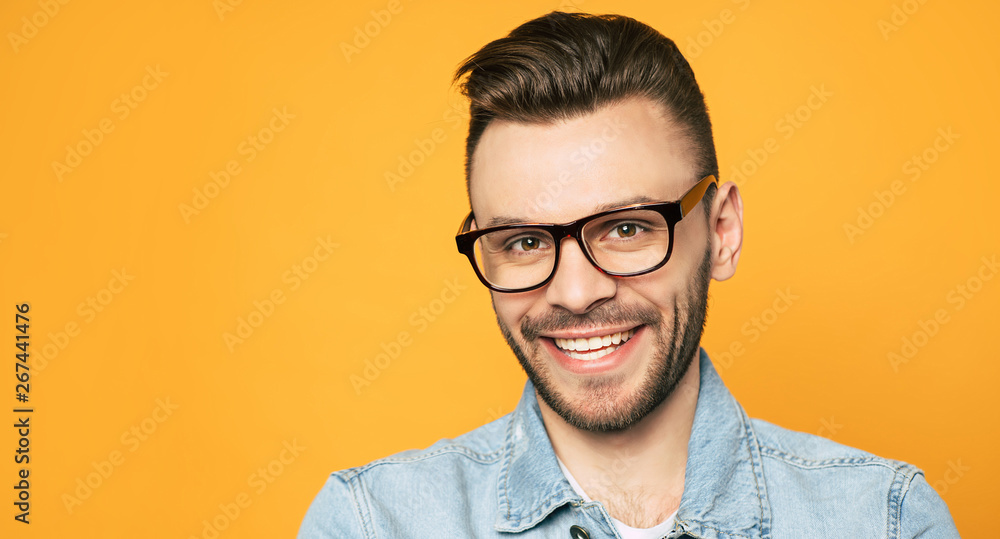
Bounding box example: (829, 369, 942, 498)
(468, 98, 713, 432)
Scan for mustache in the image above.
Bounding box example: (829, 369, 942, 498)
(521, 302, 663, 341)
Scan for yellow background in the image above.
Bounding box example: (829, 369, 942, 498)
(1, 0, 997, 536)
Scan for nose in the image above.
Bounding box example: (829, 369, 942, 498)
(544, 237, 617, 314)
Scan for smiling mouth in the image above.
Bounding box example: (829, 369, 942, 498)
(551, 328, 638, 361)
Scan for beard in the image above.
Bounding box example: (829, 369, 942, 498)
(495, 246, 712, 433)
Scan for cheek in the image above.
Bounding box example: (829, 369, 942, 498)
(624, 283, 673, 315)
(491, 292, 538, 334)
(673, 211, 710, 256)
(620, 268, 688, 312)
(657, 219, 710, 284)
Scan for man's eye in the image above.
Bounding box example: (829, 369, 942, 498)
(512, 237, 542, 251)
(609, 223, 642, 238)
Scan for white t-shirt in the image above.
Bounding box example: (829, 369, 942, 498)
(557, 458, 677, 539)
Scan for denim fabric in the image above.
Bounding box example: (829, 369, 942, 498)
(299, 349, 959, 538)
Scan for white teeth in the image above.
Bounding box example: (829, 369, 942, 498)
(565, 347, 611, 361)
(553, 328, 638, 359)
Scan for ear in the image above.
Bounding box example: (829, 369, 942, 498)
(708, 181, 744, 281)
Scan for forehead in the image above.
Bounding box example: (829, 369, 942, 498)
(468, 98, 698, 226)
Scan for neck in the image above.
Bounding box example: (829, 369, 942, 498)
(537, 352, 700, 528)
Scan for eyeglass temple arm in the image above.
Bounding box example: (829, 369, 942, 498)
(679, 175, 718, 217)
(457, 176, 715, 235)
(457, 212, 475, 235)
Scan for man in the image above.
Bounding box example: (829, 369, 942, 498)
(300, 12, 958, 538)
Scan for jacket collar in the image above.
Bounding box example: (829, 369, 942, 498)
(493, 372, 580, 532)
(494, 348, 772, 538)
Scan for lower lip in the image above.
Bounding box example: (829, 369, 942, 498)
(541, 327, 644, 375)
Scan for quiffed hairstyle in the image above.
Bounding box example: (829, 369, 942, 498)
(455, 11, 719, 200)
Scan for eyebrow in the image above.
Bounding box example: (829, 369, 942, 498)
(483, 194, 661, 228)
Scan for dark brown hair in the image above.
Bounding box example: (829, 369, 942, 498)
(455, 11, 718, 202)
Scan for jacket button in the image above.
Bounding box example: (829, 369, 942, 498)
(569, 525, 589, 539)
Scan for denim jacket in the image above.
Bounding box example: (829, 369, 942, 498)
(299, 349, 959, 538)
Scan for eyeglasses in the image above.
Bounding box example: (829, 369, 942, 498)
(455, 175, 717, 293)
